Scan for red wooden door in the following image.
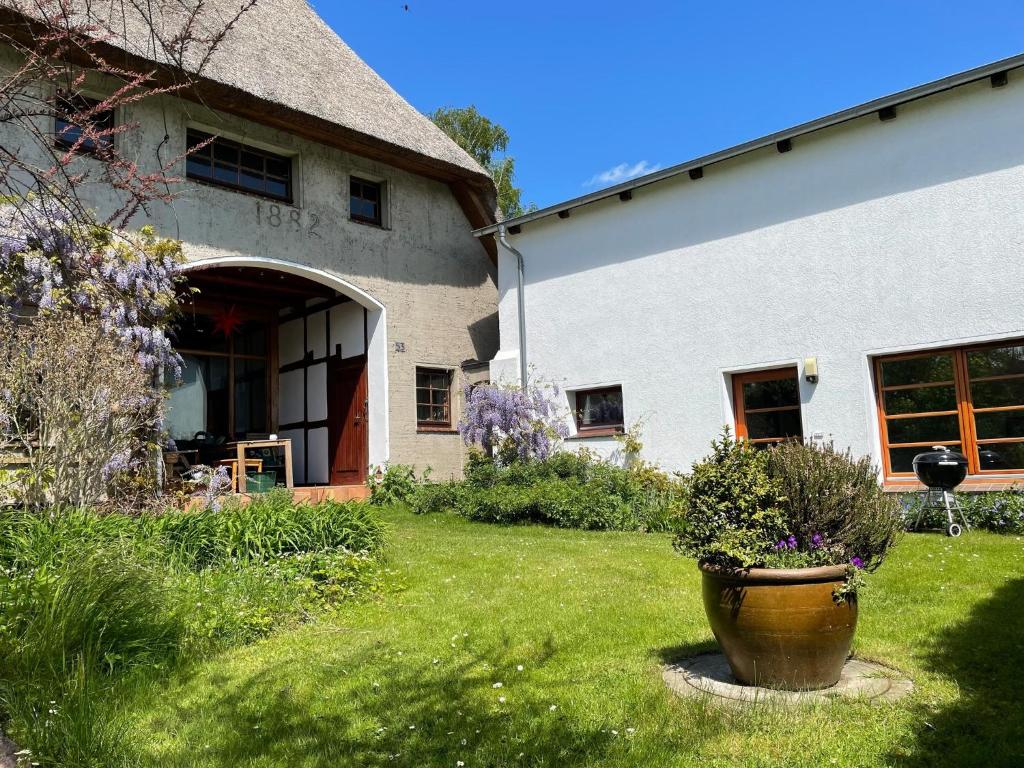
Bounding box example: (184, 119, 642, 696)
(328, 355, 368, 485)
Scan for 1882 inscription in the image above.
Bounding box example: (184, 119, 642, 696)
(255, 201, 322, 238)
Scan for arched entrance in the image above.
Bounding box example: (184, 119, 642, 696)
(169, 257, 389, 490)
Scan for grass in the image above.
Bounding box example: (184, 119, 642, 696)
(0, 494, 390, 767)
(105, 508, 1024, 768)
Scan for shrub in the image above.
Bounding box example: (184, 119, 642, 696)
(368, 463, 427, 506)
(413, 451, 686, 532)
(902, 489, 1024, 534)
(673, 430, 787, 567)
(0, 313, 165, 509)
(531, 479, 634, 529)
(674, 431, 903, 575)
(765, 440, 903, 572)
(1, 209, 186, 509)
(411, 480, 466, 516)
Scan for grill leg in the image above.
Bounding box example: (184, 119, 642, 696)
(950, 491, 971, 531)
(942, 490, 968, 537)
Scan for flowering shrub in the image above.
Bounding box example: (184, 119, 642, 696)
(0, 313, 165, 509)
(764, 439, 903, 572)
(0, 200, 185, 377)
(458, 381, 569, 464)
(0, 199, 186, 508)
(674, 431, 903, 585)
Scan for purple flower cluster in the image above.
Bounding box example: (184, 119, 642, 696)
(772, 532, 866, 569)
(458, 381, 570, 463)
(101, 450, 135, 482)
(774, 534, 799, 551)
(187, 464, 232, 511)
(0, 201, 184, 377)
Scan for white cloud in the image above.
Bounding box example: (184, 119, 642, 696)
(584, 160, 661, 188)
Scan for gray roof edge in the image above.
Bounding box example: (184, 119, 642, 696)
(474, 51, 1024, 238)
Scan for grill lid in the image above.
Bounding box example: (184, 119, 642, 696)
(913, 446, 968, 490)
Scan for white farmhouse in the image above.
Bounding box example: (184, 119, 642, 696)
(478, 55, 1024, 489)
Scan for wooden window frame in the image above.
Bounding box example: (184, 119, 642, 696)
(416, 367, 452, 431)
(572, 385, 625, 438)
(874, 339, 1024, 480)
(185, 129, 293, 203)
(54, 93, 115, 154)
(350, 176, 384, 226)
(173, 302, 276, 440)
(732, 367, 803, 446)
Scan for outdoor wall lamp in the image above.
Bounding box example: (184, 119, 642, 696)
(804, 357, 819, 384)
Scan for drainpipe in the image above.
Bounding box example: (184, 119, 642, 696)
(496, 224, 528, 391)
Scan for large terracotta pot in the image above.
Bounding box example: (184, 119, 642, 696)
(699, 562, 857, 690)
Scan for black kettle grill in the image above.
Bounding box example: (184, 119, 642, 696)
(911, 446, 971, 537)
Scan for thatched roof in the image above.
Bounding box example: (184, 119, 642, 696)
(107, 0, 489, 181)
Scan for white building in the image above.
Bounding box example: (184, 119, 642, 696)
(479, 54, 1024, 489)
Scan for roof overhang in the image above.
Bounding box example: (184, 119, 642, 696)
(474, 51, 1024, 238)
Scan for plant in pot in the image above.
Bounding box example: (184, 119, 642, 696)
(674, 430, 903, 690)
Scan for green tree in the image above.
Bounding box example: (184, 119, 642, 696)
(429, 105, 536, 220)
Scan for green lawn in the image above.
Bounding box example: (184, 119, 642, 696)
(126, 509, 1024, 768)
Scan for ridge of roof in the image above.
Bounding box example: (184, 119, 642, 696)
(474, 51, 1024, 237)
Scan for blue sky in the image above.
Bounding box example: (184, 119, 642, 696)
(315, 1, 1024, 209)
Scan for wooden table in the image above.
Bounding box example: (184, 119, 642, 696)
(225, 439, 294, 493)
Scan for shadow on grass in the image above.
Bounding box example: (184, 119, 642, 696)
(892, 577, 1024, 767)
(137, 639, 618, 768)
(657, 639, 718, 666)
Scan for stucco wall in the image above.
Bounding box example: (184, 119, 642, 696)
(495, 74, 1024, 474)
(0, 50, 497, 480)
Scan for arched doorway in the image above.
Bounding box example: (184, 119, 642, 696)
(169, 257, 389, 489)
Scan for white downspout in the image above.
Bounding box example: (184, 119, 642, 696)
(496, 224, 528, 390)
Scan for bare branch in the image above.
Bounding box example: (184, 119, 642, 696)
(0, 0, 255, 232)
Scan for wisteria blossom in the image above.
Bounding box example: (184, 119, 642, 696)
(458, 380, 570, 464)
(0, 312, 167, 508)
(0, 197, 186, 507)
(0, 199, 185, 377)
(185, 465, 233, 512)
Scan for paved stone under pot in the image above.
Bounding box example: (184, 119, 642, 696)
(663, 654, 913, 705)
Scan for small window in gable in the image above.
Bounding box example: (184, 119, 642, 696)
(185, 129, 293, 202)
(350, 176, 383, 226)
